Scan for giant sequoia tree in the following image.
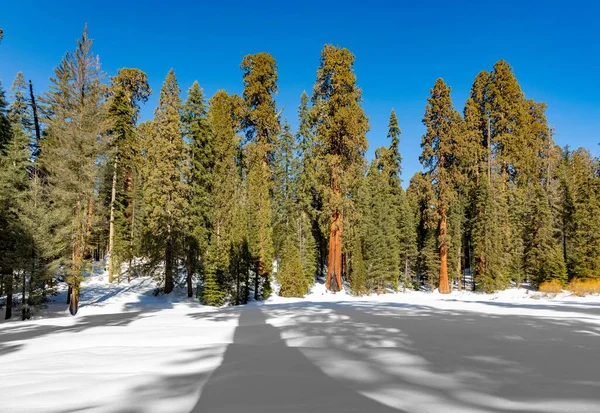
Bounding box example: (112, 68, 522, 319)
(420, 79, 462, 294)
(311, 45, 369, 292)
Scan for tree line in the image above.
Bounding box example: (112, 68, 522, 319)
(1, 27, 599, 319)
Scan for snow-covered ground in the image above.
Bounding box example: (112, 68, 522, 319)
(1, 274, 599, 412)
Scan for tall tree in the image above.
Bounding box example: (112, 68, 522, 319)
(143, 69, 188, 294)
(311, 44, 369, 292)
(240, 52, 280, 300)
(105, 69, 150, 283)
(183, 81, 211, 297)
(202, 90, 242, 305)
(420, 79, 462, 294)
(39, 26, 107, 315)
(296, 91, 325, 280)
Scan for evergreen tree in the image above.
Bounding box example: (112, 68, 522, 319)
(0, 81, 12, 154)
(311, 44, 369, 292)
(277, 236, 307, 297)
(408, 172, 439, 289)
(523, 183, 567, 285)
(241, 53, 280, 300)
(420, 78, 462, 294)
(296, 91, 324, 280)
(201, 90, 242, 305)
(39, 26, 107, 314)
(561, 149, 600, 279)
(363, 148, 400, 293)
(143, 69, 188, 294)
(183, 81, 211, 297)
(0, 118, 32, 319)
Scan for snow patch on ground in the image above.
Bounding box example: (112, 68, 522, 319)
(1, 273, 600, 412)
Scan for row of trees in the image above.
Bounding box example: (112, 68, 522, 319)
(1, 28, 599, 319)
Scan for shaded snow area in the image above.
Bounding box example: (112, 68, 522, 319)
(1, 277, 600, 413)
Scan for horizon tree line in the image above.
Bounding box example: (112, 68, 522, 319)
(1, 27, 599, 319)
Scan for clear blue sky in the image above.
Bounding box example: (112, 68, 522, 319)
(2, 0, 599, 183)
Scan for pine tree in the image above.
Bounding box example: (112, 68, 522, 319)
(523, 183, 567, 285)
(561, 149, 600, 279)
(143, 69, 188, 294)
(39, 26, 107, 315)
(241, 53, 280, 300)
(106, 88, 135, 282)
(420, 79, 462, 294)
(384, 109, 417, 291)
(273, 120, 296, 259)
(201, 90, 242, 305)
(183, 81, 211, 297)
(311, 44, 369, 292)
(0, 116, 32, 319)
(408, 172, 439, 289)
(0, 81, 12, 154)
(362, 148, 400, 293)
(277, 236, 307, 297)
(296, 91, 324, 280)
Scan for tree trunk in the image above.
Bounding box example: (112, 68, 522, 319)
(69, 284, 80, 316)
(4, 271, 13, 320)
(29, 80, 42, 158)
(326, 209, 343, 292)
(403, 257, 409, 292)
(107, 156, 118, 283)
(254, 261, 260, 300)
(186, 255, 193, 298)
(438, 213, 450, 294)
(69, 232, 82, 316)
(165, 233, 174, 294)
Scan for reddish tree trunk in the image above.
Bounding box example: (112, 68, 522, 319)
(438, 213, 450, 294)
(326, 209, 343, 292)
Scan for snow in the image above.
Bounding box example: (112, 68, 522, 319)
(1, 272, 599, 412)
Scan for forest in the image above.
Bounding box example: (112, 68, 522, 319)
(1, 27, 599, 320)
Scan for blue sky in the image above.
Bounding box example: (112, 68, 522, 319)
(1, 0, 599, 183)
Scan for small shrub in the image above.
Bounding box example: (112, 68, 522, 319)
(538, 279, 563, 294)
(567, 279, 600, 296)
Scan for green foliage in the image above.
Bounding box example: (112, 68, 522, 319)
(39, 27, 107, 312)
(241, 53, 280, 299)
(277, 236, 308, 297)
(183, 81, 211, 292)
(143, 69, 188, 293)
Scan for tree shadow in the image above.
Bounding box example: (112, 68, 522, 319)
(462, 299, 600, 318)
(0, 311, 146, 347)
(261, 301, 600, 413)
(190, 306, 406, 413)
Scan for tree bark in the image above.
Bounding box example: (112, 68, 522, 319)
(4, 271, 12, 320)
(326, 209, 343, 292)
(254, 261, 260, 300)
(164, 232, 174, 294)
(438, 213, 450, 294)
(29, 80, 42, 158)
(186, 253, 193, 298)
(107, 156, 118, 283)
